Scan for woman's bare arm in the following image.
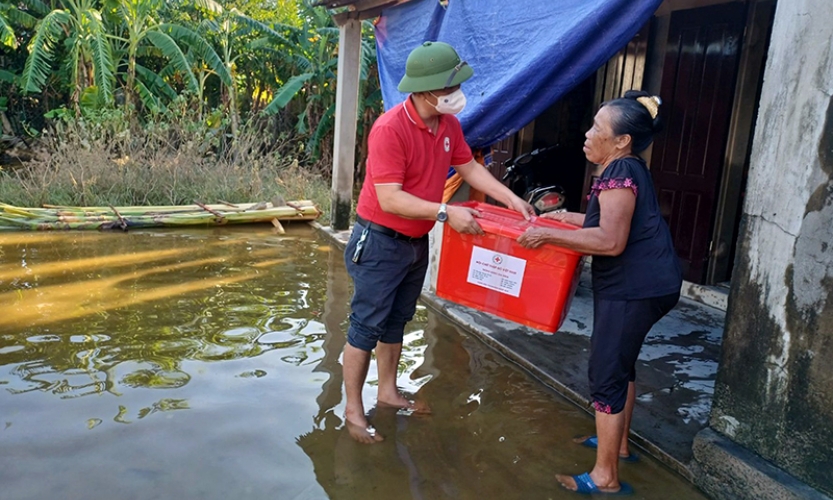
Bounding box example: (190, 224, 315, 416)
(517, 189, 635, 255)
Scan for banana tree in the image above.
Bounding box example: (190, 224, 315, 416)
(260, 7, 336, 123)
(0, 11, 14, 49)
(107, 0, 211, 113)
(191, 0, 296, 138)
(260, 11, 380, 161)
(252, 9, 335, 155)
(142, 24, 231, 116)
(1, 0, 42, 49)
(19, 0, 115, 109)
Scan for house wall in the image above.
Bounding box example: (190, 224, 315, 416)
(707, 0, 833, 495)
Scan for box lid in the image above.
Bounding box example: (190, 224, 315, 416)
(452, 201, 583, 256)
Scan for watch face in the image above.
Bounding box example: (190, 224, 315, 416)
(437, 212, 448, 222)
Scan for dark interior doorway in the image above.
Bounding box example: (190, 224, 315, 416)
(650, 2, 747, 283)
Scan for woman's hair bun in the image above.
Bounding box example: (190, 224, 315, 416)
(623, 90, 662, 133)
(600, 89, 664, 152)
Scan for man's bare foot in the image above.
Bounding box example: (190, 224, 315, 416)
(344, 410, 383, 444)
(345, 420, 384, 444)
(377, 393, 432, 414)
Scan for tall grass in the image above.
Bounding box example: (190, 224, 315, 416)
(0, 107, 334, 222)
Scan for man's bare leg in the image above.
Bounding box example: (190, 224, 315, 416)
(376, 341, 430, 413)
(343, 344, 383, 443)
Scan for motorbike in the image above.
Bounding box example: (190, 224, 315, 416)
(501, 144, 568, 215)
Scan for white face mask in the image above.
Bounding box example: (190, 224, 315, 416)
(430, 89, 466, 115)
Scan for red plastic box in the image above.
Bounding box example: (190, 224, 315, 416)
(436, 202, 584, 333)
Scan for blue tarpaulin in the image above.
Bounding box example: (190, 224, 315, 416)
(375, 0, 662, 149)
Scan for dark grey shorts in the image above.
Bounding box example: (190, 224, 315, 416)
(344, 222, 429, 352)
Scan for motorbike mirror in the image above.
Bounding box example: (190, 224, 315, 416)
(533, 191, 566, 214)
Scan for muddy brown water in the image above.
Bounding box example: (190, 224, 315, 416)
(0, 226, 707, 500)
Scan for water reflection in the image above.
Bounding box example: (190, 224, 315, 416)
(0, 227, 705, 500)
(311, 249, 349, 428)
(0, 228, 324, 401)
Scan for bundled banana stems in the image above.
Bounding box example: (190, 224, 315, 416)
(0, 200, 321, 231)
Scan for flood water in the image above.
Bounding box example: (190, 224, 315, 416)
(0, 226, 707, 500)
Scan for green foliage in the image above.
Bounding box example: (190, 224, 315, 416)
(1, 0, 384, 198)
(19, 9, 70, 94)
(1, 11, 18, 48)
(0, 1, 38, 48)
(144, 30, 199, 91)
(263, 72, 313, 115)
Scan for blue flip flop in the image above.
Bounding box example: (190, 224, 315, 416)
(576, 435, 640, 462)
(577, 435, 599, 449)
(568, 472, 634, 496)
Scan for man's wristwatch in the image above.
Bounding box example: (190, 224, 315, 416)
(437, 203, 448, 222)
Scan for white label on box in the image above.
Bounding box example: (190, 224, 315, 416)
(467, 246, 527, 297)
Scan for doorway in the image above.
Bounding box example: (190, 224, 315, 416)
(650, 2, 748, 283)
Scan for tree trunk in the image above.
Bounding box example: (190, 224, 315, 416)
(224, 45, 238, 139)
(229, 84, 239, 138)
(125, 46, 136, 114)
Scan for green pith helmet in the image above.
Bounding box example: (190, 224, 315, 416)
(397, 41, 474, 93)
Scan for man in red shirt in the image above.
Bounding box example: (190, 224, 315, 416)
(343, 41, 534, 443)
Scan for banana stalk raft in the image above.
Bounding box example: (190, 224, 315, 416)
(0, 200, 321, 231)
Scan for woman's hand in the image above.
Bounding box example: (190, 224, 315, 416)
(517, 227, 553, 249)
(541, 211, 584, 227)
(447, 206, 484, 235)
(507, 195, 535, 220)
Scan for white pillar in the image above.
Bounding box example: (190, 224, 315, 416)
(331, 18, 362, 230)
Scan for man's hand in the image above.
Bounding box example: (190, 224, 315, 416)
(517, 227, 553, 249)
(454, 160, 533, 220)
(507, 195, 535, 220)
(447, 206, 484, 235)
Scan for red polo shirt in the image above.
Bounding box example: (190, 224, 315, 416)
(356, 96, 474, 238)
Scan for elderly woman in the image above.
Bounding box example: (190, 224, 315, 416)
(518, 90, 682, 495)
